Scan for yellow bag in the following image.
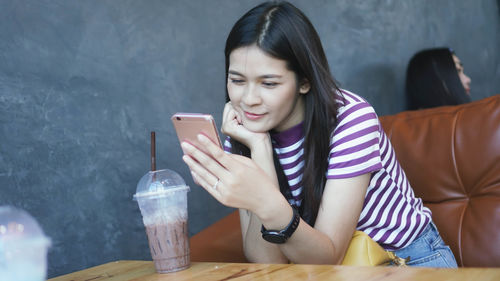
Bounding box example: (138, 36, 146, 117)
(341, 231, 409, 266)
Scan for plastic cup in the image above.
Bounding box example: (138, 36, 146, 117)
(133, 169, 190, 273)
(0, 206, 51, 281)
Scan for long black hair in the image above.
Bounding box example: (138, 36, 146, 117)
(405, 48, 471, 110)
(224, 1, 341, 225)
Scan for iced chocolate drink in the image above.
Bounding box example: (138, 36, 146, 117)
(134, 169, 191, 273)
(145, 220, 190, 273)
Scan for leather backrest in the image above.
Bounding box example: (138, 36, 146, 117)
(190, 210, 246, 262)
(379, 95, 500, 267)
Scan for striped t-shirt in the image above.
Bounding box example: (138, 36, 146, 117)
(224, 90, 432, 250)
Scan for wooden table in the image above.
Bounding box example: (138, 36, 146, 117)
(49, 260, 500, 281)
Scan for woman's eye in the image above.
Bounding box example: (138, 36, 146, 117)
(262, 82, 278, 87)
(230, 79, 245, 85)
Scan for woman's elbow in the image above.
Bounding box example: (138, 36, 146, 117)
(243, 246, 288, 264)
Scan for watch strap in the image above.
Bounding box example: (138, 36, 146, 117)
(261, 207, 300, 244)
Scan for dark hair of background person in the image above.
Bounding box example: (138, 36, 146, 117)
(405, 48, 471, 110)
(224, 1, 341, 225)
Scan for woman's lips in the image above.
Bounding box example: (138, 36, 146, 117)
(244, 111, 265, 120)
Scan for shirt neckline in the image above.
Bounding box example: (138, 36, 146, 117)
(270, 122, 304, 148)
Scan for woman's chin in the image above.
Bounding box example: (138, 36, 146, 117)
(242, 121, 269, 133)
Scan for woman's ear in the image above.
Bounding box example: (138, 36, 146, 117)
(299, 79, 311, 94)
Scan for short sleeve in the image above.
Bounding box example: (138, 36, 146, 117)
(327, 101, 383, 179)
(224, 136, 232, 153)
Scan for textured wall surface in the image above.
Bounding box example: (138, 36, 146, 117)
(0, 0, 498, 277)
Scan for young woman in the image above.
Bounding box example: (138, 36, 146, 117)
(181, 1, 457, 267)
(406, 48, 472, 110)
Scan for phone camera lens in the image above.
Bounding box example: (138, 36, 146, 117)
(176, 117, 181, 121)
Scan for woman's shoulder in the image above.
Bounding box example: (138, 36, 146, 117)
(336, 89, 373, 107)
(335, 89, 378, 122)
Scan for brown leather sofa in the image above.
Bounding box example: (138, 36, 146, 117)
(190, 95, 500, 267)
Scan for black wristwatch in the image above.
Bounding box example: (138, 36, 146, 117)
(261, 207, 300, 244)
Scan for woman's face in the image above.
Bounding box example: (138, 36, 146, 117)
(452, 54, 471, 95)
(227, 45, 309, 133)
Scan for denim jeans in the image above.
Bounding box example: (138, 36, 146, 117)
(392, 222, 458, 268)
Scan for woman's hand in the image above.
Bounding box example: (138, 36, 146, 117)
(221, 102, 270, 151)
(181, 133, 282, 216)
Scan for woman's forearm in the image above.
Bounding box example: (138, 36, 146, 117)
(241, 134, 344, 264)
(249, 135, 276, 177)
(243, 203, 341, 264)
(243, 210, 288, 263)
(240, 136, 289, 262)
(279, 219, 339, 264)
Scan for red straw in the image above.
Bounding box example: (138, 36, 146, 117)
(151, 131, 156, 171)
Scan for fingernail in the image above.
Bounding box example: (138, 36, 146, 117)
(181, 142, 192, 150)
(198, 134, 208, 142)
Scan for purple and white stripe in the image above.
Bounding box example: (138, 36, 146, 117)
(327, 90, 431, 249)
(273, 137, 305, 207)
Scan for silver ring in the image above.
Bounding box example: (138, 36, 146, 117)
(212, 179, 220, 191)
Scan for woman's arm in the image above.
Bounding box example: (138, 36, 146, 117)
(277, 174, 370, 264)
(241, 133, 371, 263)
(240, 136, 289, 263)
(182, 133, 369, 264)
(228, 133, 288, 262)
(182, 136, 288, 262)
(219, 102, 288, 262)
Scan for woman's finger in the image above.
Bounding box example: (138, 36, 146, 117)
(182, 154, 218, 188)
(196, 134, 235, 171)
(222, 102, 233, 124)
(181, 140, 231, 182)
(224, 101, 242, 124)
(222, 102, 235, 125)
(190, 170, 222, 197)
(221, 103, 241, 136)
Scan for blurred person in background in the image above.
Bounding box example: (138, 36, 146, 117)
(406, 48, 471, 110)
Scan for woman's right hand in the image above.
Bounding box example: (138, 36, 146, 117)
(221, 102, 270, 151)
(181, 133, 284, 216)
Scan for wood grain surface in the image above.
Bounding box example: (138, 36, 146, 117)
(49, 260, 500, 281)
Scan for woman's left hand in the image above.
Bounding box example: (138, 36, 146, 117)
(181, 133, 280, 213)
(221, 102, 270, 152)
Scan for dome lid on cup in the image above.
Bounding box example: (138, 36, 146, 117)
(133, 169, 189, 199)
(0, 206, 51, 247)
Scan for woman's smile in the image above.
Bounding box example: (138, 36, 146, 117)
(244, 111, 266, 120)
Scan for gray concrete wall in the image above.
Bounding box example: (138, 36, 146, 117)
(0, 0, 498, 277)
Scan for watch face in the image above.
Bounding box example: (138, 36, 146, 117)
(262, 232, 287, 244)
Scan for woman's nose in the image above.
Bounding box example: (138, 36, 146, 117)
(465, 74, 471, 85)
(242, 85, 261, 105)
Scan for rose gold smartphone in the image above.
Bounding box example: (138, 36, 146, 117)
(171, 113, 222, 154)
